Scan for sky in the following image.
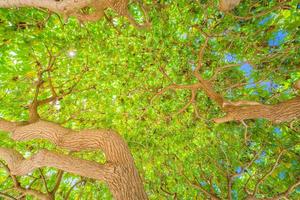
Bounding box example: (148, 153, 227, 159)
(224, 16, 287, 94)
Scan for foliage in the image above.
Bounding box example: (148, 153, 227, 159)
(0, 0, 299, 199)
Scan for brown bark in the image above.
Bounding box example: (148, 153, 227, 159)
(155, 76, 300, 124)
(294, 80, 300, 90)
(0, 0, 150, 28)
(0, 120, 147, 200)
(219, 0, 241, 11)
(215, 97, 300, 123)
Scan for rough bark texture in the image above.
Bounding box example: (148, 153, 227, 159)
(219, 0, 241, 11)
(0, 0, 150, 28)
(0, 120, 147, 200)
(215, 97, 300, 123)
(192, 59, 300, 123)
(156, 73, 300, 123)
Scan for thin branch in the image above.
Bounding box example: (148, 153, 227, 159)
(64, 179, 86, 200)
(159, 66, 174, 84)
(179, 167, 220, 200)
(229, 3, 289, 21)
(0, 161, 50, 200)
(252, 150, 285, 195)
(175, 89, 196, 115)
(194, 36, 209, 75)
(210, 63, 240, 81)
(50, 170, 64, 195)
(0, 191, 17, 200)
(185, 177, 220, 200)
(39, 169, 50, 193)
(241, 120, 249, 145)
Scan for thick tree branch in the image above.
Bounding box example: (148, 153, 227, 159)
(0, 148, 112, 180)
(0, 0, 150, 28)
(0, 119, 147, 200)
(215, 97, 300, 123)
(0, 0, 89, 13)
(219, 0, 241, 11)
(154, 35, 300, 123)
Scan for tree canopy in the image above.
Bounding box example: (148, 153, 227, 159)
(0, 0, 299, 199)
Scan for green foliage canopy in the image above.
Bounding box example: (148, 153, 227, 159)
(0, 0, 299, 199)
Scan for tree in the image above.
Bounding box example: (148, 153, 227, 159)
(0, 0, 150, 28)
(0, 0, 299, 199)
(0, 53, 147, 199)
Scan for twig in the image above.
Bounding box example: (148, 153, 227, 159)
(64, 179, 86, 200)
(0, 192, 17, 200)
(51, 170, 64, 195)
(241, 120, 249, 145)
(229, 3, 289, 21)
(252, 150, 285, 195)
(39, 168, 50, 193)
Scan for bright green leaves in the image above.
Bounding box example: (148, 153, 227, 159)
(0, 0, 299, 199)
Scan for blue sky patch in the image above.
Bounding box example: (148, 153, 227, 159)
(213, 183, 221, 194)
(255, 151, 266, 164)
(278, 171, 286, 180)
(268, 30, 287, 47)
(240, 63, 253, 77)
(260, 81, 278, 93)
(200, 181, 207, 186)
(273, 127, 282, 136)
(259, 15, 272, 26)
(225, 53, 237, 63)
(235, 166, 242, 174)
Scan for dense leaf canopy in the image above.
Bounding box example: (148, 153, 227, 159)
(0, 0, 299, 199)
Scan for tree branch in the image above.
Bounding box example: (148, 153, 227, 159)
(219, 0, 241, 11)
(50, 170, 64, 196)
(0, 160, 51, 200)
(39, 168, 50, 193)
(0, 0, 150, 28)
(0, 119, 147, 200)
(252, 150, 285, 196)
(229, 3, 290, 20)
(64, 179, 86, 200)
(215, 97, 300, 123)
(0, 191, 17, 200)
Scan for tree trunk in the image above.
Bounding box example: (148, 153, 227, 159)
(0, 120, 147, 200)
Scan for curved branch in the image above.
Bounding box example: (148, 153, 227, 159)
(269, 180, 300, 200)
(0, 191, 17, 200)
(11, 120, 132, 163)
(215, 97, 300, 123)
(0, 120, 147, 200)
(229, 3, 289, 20)
(0, 0, 90, 14)
(0, 148, 112, 180)
(0, 0, 150, 28)
(64, 179, 86, 200)
(0, 161, 51, 200)
(50, 170, 64, 195)
(219, 0, 241, 12)
(253, 150, 285, 196)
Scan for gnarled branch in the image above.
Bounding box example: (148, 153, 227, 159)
(219, 0, 241, 11)
(0, 0, 150, 28)
(0, 119, 147, 200)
